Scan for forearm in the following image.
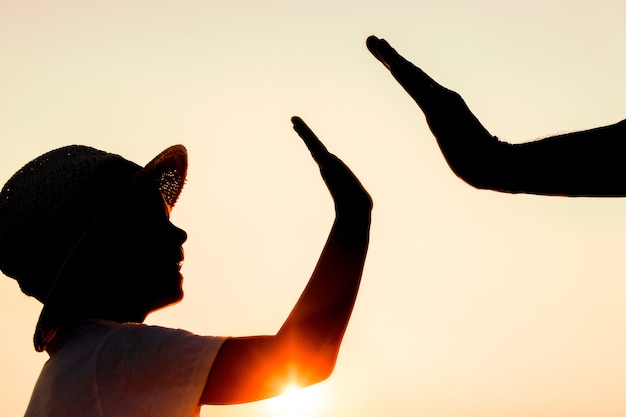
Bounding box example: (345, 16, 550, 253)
(501, 119, 626, 196)
(276, 209, 371, 380)
(431, 119, 626, 196)
(278, 211, 371, 336)
(430, 106, 626, 196)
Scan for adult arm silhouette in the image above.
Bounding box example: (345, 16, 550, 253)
(200, 117, 372, 405)
(367, 35, 626, 197)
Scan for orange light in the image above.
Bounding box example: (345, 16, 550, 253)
(264, 383, 327, 417)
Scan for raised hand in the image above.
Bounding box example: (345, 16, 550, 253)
(366, 35, 505, 190)
(292, 116, 372, 214)
(367, 35, 626, 196)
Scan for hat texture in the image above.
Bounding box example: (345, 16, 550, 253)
(0, 144, 187, 351)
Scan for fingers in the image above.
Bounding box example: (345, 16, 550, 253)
(367, 35, 449, 107)
(291, 116, 330, 164)
(366, 35, 400, 70)
(290, 117, 372, 212)
(367, 35, 435, 83)
(366, 35, 387, 68)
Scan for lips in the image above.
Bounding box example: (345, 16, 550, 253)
(176, 247, 184, 271)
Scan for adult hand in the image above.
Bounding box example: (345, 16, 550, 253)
(367, 35, 626, 196)
(367, 35, 503, 190)
(367, 35, 456, 110)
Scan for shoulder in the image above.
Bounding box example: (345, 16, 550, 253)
(94, 323, 227, 417)
(99, 321, 227, 361)
(52, 319, 227, 367)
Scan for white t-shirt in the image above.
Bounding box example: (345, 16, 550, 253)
(25, 320, 227, 417)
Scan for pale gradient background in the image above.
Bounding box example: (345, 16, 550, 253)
(2, 1, 626, 416)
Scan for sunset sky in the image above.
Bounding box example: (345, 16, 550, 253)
(2, 1, 626, 416)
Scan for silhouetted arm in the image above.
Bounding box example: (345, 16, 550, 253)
(200, 117, 372, 405)
(367, 35, 626, 197)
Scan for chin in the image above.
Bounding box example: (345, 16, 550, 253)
(162, 287, 184, 307)
(146, 286, 184, 314)
(145, 296, 183, 317)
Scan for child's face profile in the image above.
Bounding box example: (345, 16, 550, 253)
(72, 183, 188, 322)
(121, 185, 188, 313)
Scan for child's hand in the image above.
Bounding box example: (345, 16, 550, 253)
(291, 116, 372, 215)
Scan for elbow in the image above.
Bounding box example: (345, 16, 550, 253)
(310, 353, 338, 384)
(290, 347, 339, 388)
(281, 334, 342, 388)
(277, 313, 351, 388)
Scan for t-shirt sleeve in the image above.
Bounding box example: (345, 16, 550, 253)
(96, 324, 227, 417)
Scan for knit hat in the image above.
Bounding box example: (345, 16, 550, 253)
(0, 144, 187, 351)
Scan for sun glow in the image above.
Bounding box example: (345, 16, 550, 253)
(264, 383, 328, 417)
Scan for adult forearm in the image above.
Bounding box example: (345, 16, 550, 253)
(501, 119, 626, 196)
(431, 115, 626, 196)
(433, 116, 626, 196)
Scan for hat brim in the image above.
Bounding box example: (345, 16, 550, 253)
(144, 144, 188, 210)
(33, 145, 188, 351)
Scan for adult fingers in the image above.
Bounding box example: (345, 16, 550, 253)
(366, 35, 401, 70)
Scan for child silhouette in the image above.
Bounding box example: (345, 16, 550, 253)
(0, 117, 372, 416)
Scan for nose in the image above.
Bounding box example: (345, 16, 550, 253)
(169, 222, 187, 245)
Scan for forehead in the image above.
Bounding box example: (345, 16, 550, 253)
(111, 181, 170, 223)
